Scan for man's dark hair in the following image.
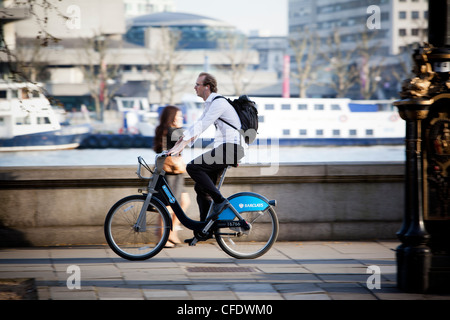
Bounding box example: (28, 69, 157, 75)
(199, 72, 218, 93)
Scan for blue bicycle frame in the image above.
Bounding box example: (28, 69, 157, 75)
(135, 154, 275, 239)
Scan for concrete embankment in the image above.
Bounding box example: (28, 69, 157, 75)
(0, 162, 404, 246)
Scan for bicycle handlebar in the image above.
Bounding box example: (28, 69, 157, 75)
(136, 152, 175, 179)
(136, 156, 153, 179)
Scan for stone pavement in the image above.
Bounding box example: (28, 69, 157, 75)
(1, 240, 450, 301)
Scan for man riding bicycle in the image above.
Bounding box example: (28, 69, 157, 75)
(168, 72, 245, 224)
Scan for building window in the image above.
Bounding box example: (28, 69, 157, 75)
(399, 11, 407, 19)
(281, 104, 291, 110)
(316, 129, 324, 136)
(258, 115, 264, 123)
(299, 129, 307, 136)
(412, 28, 419, 36)
(411, 11, 419, 19)
(332, 129, 340, 137)
(265, 104, 274, 110)
(283, 129, 290, 136)
(349, 129, 357, 136)
(399, 29, 407, 36)
(297, 104, 307, 110)
(366, 129, 374, 136)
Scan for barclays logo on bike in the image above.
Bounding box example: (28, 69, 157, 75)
(239, 203, 264, 208)
(162, 185, 176, 203)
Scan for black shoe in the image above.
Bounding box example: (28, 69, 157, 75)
(184, 237, 198, 246)
(206, 199, 230, 220)
(184, 234, 213, 246)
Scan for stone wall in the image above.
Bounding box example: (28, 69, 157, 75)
(0, 162, 404, 246)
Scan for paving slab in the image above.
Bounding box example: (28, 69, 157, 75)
(1, 241, 450, 303)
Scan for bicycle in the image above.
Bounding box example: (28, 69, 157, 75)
(104, 152, 279, 260)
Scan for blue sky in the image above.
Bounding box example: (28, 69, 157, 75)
(174, 0, 288, 36)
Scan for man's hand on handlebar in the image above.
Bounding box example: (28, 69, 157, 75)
(167, 135, 193, 156)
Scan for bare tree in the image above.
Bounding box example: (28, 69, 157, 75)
(356, 31, 385, 99)
(11, 37, 50, 83)
(389, 18, 427, 88)
(289, 28, 317, 98)
(220, 33, 254, 96)
(149, 28, 183, 105)
(391, 50, 414, 84)
(79, 34, 122, 121)
(319, 29, 359, 98)
(1, 0, 67, 83)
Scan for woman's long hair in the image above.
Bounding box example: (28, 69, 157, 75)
(153, 105, 181, 153)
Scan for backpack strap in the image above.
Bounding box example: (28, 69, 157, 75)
(219, 117, 238, 130)
(212, 95, 239, 131)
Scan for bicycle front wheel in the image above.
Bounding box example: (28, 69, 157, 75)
(104, 195, 171, 260)
(215, 206, 279, 259)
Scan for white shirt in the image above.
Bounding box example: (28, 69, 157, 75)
(183, 92, 243, 148)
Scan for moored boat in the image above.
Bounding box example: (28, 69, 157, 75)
(0, 82, 91, 152)
(181, 95, 405, 146)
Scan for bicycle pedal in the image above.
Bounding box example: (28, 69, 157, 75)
(184, 237, 198, 246)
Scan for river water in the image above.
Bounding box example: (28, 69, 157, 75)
(0, 145, 405, 167)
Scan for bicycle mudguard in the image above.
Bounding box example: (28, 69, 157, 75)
(218, 192, 271, 220)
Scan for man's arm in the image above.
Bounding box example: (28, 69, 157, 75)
(167, 135, 195, 156)
(182, 96, 227, 144)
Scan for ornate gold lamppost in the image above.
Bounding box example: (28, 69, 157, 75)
(395, 0, 450, 293)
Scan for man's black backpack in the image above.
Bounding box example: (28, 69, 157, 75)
(213, 95, 258, 144)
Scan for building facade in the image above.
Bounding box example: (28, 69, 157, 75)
(289, 0, 427, 55)
(125, 12, 238, 49)
(288, 0, 428, 98)
(123, 0, 175, 18)
(1, 1, 277, 110)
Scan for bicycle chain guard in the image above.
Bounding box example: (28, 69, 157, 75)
(194, 230, 213, 241)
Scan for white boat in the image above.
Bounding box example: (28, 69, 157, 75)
(0, 82, 91, 151)
(82, 94, 404, 149)
(114, 96, 159, 136)
(180, 95, 405, 146)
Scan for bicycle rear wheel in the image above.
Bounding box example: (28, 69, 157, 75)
(104, 195, 171, 260)
(215, 206, 279, 259)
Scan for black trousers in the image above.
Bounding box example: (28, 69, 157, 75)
(186, 143, 245, 221)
